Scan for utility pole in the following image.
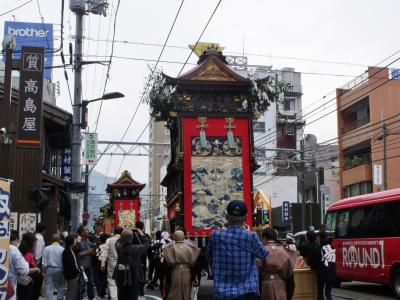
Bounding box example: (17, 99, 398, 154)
(382, 123, 388, 191)
(0, 36, 16, 178)
(70, 2, 85, 230)
(300, 140, 306, 230)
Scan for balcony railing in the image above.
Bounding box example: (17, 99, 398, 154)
(339, 72, 369, 95)
(342, 117, 369, 134)
(285, 84, 302, 94)
(344, 154, 371, 170)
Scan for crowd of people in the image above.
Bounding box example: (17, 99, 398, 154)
(7, 220, 194, 300)
(7, 200, 336, 300)
(207, 200, 337, 300)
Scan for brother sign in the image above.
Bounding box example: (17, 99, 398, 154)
(3, 21, 53, 79)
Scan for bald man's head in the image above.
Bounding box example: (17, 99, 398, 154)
(174, 230, 185, 242)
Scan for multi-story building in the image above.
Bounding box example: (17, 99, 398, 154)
(336, 67, 400, 199)
(303, 134, 340, 227)
(147, 120, 170, 231)
(234, 64, 303, 208)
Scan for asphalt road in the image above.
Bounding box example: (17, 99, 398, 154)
(41, 280, 396, 299)
(138, 280, 397, 299)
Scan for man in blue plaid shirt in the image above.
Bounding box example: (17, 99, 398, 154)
(207, 200, 269, 300)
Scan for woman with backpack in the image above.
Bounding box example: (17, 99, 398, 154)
(114, 229, 150, 300)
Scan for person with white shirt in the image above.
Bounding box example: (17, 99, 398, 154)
(99, 226, 123, 300)
(8, 231, 29, 300)
(33, 223, 46, 265)
(42, 234, 65, 300)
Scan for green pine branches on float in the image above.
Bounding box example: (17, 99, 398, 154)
(249, 74, 291, 116)
(143, 68, 177, 121)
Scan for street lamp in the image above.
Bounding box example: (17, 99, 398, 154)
(81, 92, 124, 224)
(80, 92, 125, 129)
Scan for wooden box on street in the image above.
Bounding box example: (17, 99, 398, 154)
(293, 268, 317, 300)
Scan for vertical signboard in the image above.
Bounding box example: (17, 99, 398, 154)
(84, 133, 98, 165)
(4, 21, 54, 79)
(282, 201, 290, 223)
(0, 178, 11, 297)
(62, 148, 72, 181)
(373, 164, 382, 185)
(17, 46, 44, 146)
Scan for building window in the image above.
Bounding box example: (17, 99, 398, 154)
(344, 181, 372, 198)
(283, 97, 295, 111)
(285, 124, 295, 135)
(255, 148, 266, 159)
(253, 122, 265, 133)
(341, 96, 370, 133)
(343, 140, 371, 170)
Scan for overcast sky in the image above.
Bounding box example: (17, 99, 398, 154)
(1, 0, 400, 186)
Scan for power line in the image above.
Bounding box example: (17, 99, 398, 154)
(119, 0, 186, 143)
(254, 123, 400, 188)
(0, 0, 33, 17)
(254, 149, 400, 189)
(294, 113, 400, 154)
(0, 0, 26, 11)
(61, 54, 359, 78)
(94, 0, 121, 133)
(253, 121, 400, 186)
(79, 36, 368, 68)
(58, 0, 73, 108)
(93, 0, 186, 181)
(255, 52, 400, 148)
(115, 118, 152, 179)
(34, 0, 51, 49)
(177, 0, 223, 76)
(89, 15, 104, 107)
(254, 48, 400, 146)
(90, 0, 115, 129)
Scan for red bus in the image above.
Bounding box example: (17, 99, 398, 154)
(325, 189, 400, 298)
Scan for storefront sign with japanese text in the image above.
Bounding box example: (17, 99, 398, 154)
(84, 133, 98, 165)
(19, 213, 37, 237)
(282, 201, 290, 223)
(17, 46, 44, 146)
(62, 148, 72, 181)
(0, 178, 11, 297)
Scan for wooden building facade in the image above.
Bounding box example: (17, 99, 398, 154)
(0, 82, 73, 239)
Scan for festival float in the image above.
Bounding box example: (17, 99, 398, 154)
(145, 45, 288, 241)
(94, 170, 145, 234)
